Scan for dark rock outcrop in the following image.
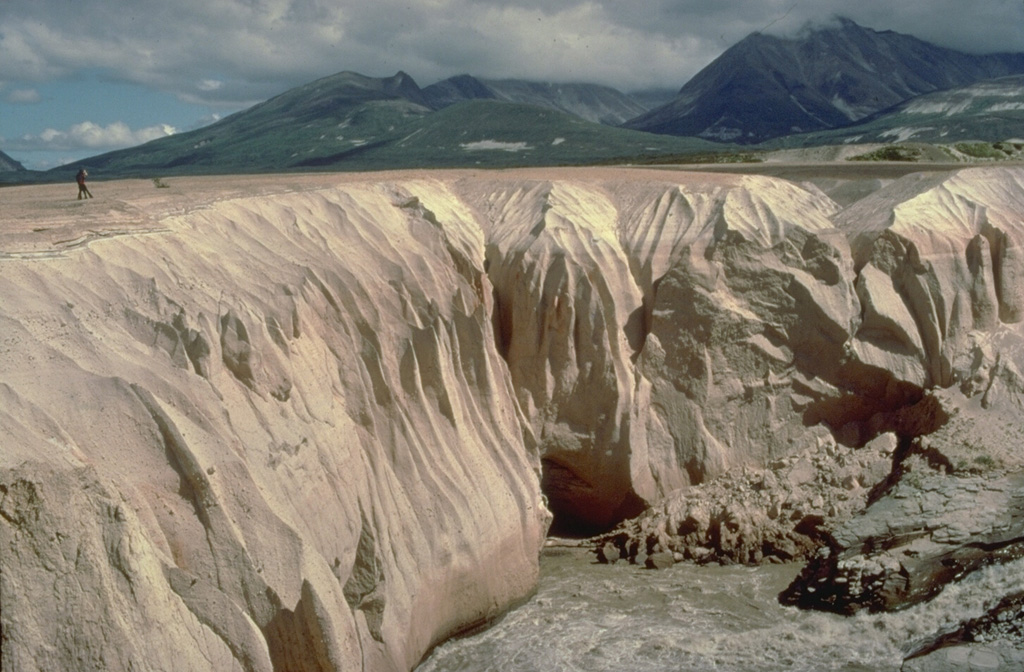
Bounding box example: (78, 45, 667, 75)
(903, 591, 1024, 671)
(780, 470, 1024, 614)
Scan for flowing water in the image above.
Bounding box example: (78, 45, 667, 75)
(418, 546, 1024, 671)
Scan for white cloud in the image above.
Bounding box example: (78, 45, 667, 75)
(5, 88, 41, 103)
(0, 0, 1022, 104)
(8, 121, 177, 152)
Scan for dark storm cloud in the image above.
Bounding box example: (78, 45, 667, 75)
(2, 0, 1022, 105)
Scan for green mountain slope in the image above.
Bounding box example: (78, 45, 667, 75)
(44, 76, 726, 179)
(292, 100, 725, 170)
(69, 71, 432, 176)
(422, 75, 651, 125)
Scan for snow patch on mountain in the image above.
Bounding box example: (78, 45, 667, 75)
(460, 140, 532, 152)
(880, 126, 933, 142)
(902, 99, 974, 116)
(830, 95, 863, 121)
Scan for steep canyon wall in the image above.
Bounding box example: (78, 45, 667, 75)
(3, 166, 1024, 670)
(1, 179, 550, 672)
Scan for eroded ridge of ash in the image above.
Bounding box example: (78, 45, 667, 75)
(3, 165, 1024, 671)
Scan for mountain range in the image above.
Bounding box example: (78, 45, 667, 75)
(55, 70, 717, 179)
(7, 17, 1024, 181)
(626, 17, 1024, 143)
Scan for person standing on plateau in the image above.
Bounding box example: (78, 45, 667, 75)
(76, 168, 93, 199)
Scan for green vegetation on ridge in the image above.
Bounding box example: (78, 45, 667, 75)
(8, 63, 1023, 184)
(48, 100, 726, 179)
(298, 100, 726, 170)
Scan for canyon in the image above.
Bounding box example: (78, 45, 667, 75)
(2, 165, 1023, 670)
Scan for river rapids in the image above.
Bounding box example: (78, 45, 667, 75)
(418, 547, 1024, 671)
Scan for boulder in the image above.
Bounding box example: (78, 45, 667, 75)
(597, 542, 622, 564)
(645, 552, 676, 570)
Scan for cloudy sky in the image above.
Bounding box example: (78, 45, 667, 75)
(2, 0, 1023, 169)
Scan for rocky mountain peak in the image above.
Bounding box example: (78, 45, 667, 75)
(624, 17, 1024, 143)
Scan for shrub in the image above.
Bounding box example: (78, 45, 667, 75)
(848, 145, 921, 162)
(954, 142, 1004, 159)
